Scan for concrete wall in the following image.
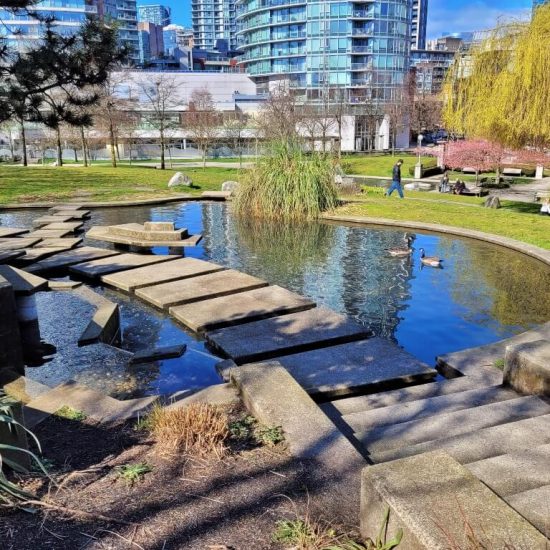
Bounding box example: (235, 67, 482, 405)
(0, 276, 24, 376)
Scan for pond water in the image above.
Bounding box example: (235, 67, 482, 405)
(2, 202, 549, 398)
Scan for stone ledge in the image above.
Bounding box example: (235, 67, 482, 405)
(361, 451, 550, 549)
(504, 339, 550, 396)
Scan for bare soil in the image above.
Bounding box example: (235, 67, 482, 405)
(1, 407, 355, 549)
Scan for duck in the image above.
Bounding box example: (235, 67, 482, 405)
(419, 248, 443, 268)
(386, 236, 414, 257)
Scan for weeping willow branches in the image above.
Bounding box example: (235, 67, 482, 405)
(443, 4, 550, 149)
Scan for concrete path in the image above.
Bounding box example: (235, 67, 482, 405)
(492, 177, 550, 203)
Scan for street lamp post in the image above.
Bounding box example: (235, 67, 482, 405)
(415, 133, 424, 179)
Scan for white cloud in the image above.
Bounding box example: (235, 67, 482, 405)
(427, 1, 532, 38)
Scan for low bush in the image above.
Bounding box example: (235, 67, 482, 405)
(147, 402, 230, 458)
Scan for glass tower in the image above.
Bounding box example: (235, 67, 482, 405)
(192, 0, 237, 50)
(236, 0, 412, 103)
(411, 0, 427, 49)
(137, 4, 171, 26)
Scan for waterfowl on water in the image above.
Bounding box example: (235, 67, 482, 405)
(386, 236, 414, 257)
(419, 248, 443, 267)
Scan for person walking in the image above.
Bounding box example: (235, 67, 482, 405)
(386, 159, 404, 198)
(439, 170, 450, 193)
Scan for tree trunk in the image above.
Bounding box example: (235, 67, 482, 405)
(495, 165, 501, 185)
(73, 148, 78, 163)
(20, 120, 28, 167)
(159, 128, 166, 170)
(109, 121, 117, 168)
(203, 145, 207, 168)
(56, 127, 63, 166)
(80, 126, 89, 167)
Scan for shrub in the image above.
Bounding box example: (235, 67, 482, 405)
(147, 402, 230, 458)
(234, 139, 339, 220)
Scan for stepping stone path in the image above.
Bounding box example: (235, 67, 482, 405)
(26, 246, 120, 273)
(0, 228, 28, 238)
(136, 269, 268, 309)
(69, 253, 179, 279)
(32, 215, 75, 227)
(0, 238, 42, 250)
(39, 221, 84, 232)
(27, 229, 74, 238)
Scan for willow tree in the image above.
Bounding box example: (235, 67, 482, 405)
(443, 4, 550, 151)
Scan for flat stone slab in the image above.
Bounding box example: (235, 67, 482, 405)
(506, 485, 550, 539)
(35, 238, 82, 249)
(26, 246, 120, 273)
(136, 269, 268, 310)
(171, 285, 316, 332)
(101, 257, 225, 292)
(206, 306, 372, 365)
(360, 451, 550, 549)
(0, 250, 25, 264)
(78, 302, 120, 346)
(16, 246, 74, 265)
(108, 223, 189, 241)
(504, 339, 550, 396)
(130, 343, 187, 365)
(0, 265, 48, 295)
(27, 229, 74, 238)
(69, 253, 179, 279)
(40, 221, 84, 232)
(0, 228, 29, 238)
(32, 215, 74, 227)
(49, 204, 84, 212)
(223, 338, 435, 397)
(166, 383, 240, 410)
(0, 238, 42, 250)
(51, 210, 90, 220)
(87, 226, 201, 248)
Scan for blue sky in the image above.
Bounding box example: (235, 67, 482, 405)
(139, 0, 533, 37)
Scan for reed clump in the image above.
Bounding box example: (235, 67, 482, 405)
(234, 139, 338, 220)
(147, 402, 230, 459)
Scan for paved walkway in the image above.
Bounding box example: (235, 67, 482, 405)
(492, 177, 550, 203)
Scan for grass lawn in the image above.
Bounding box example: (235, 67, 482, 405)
(341, 153, 433, 177)
(0, 164, 240, 203)
(336, 187, 550, 249)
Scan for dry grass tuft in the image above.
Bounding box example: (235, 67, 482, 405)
(147, 403, 230, 459)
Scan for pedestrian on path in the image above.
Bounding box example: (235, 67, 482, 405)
(439, 170, 450, 193)
(386, 159, 404, 198)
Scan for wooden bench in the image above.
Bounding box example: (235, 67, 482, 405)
(503, 168, 523, 176)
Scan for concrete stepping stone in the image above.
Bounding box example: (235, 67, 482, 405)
(219, 337, 436, 397)
(0, 250, 25, 264)
(101, 257, 225, 292)
(466, 444, 550, 497)
(87, 225, 202, 248)
(108, 222, 189, 241)
(130, 343, 187, 365)
(40, 221, 84, 232)
(170, 285, 316, 332)
(23, 380, 158, 428)
(320, 377, 500, 417)
(27, 229, 74, 238)
(0, 228, 28, 238)
(343, 386, 520, 433)
(166, 383, 240, 410)
(136, 269, 268, 310)
(35, 238, 82, 249)
(78, 302, 120, 347)
(0, 238, 42, 250)
(49, 204, 85, 212)
(32, 215, 74, 227)
(506, 485, 550, 538)
(69, 253, 179, 279)
(370, 413, 550, 465)
(16, 247, 75, 265)
(361, 451, 549, 550)
(357, 396, 550, 454)
(51, 210, 90, 219)
(0, 265, 48, 295)
(26, 246, 120, 273)
(206, 306, 371, 365)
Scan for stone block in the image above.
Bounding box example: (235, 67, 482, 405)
(136, 269, 268, 310)
(35, 238, 82, 249)
(143, 221, 175, 232)
(0, 228, 28, 238)
(0, 238, 42, 250)
(27, 229, 73, 238)
(32, 215, 74, 227)
(78, 302, 120, 347)
(102, 258, 225, 292)
(40, 221, 84, 232)
(108, 223, 188, 241)
(0, 276, 23, 375)
(0, 265, 48, 295)
(130, 344, 186, 364)
(360, 451, 549, 549)
(504, 340, 550, 396)
(26, 247, 120, 274)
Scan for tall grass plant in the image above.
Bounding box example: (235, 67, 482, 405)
(234, 140, 338, 220)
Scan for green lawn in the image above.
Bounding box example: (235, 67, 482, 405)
(0, 164, 240, 203)
(341, 153, 433, 177)
(337, 188, 550, 249)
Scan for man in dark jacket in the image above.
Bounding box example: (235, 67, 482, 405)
(386, 159, 404, 198)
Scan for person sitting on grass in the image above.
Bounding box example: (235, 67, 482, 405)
(386, 159, 404, 198)
(453, 180, 466, 195)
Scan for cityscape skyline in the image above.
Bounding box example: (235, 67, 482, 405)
(140, 0, 533, 37)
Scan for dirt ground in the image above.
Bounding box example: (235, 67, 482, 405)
(0, 408, 358, 550)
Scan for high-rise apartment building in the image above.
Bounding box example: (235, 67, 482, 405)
(236, 0, 412, 104)
(97, 0, 140, 63)
(411, 0, 428, 49)
(138, 21, 164, 64)
(192, 0, 237, 50)
(0, 0, 98, 50)
(137, 4, 171, 26)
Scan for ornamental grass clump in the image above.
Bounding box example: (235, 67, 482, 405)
(147, 402, 230, 459)
(234, 140, 339, 220)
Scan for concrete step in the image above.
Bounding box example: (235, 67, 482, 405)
(357, 396, 550, 454)
(466, 444, 550, 497)
(506, 485, 550, 539)
(370, 414, 550, 464)
(321, 376, 498, 418)
(343, 386, 520, 433)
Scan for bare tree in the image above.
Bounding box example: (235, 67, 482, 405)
(223, 113, 249, 168)
(184, 87, 220, 168)
(410, 92, 443, 138)
(0, 120, 17, 162)
(384, 75, 415, 154)
(256, 86, 303, 142)
(135, 74, 179, 170)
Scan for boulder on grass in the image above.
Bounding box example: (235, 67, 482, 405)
(168, 172, 192, 188)
(484, 196, 501, 209)
(221, 181, 240, 195)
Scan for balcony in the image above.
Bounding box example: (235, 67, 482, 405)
(352, 28, 373, 37)
(350, 45, 373, 53)
(351, 10, 373, 18)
